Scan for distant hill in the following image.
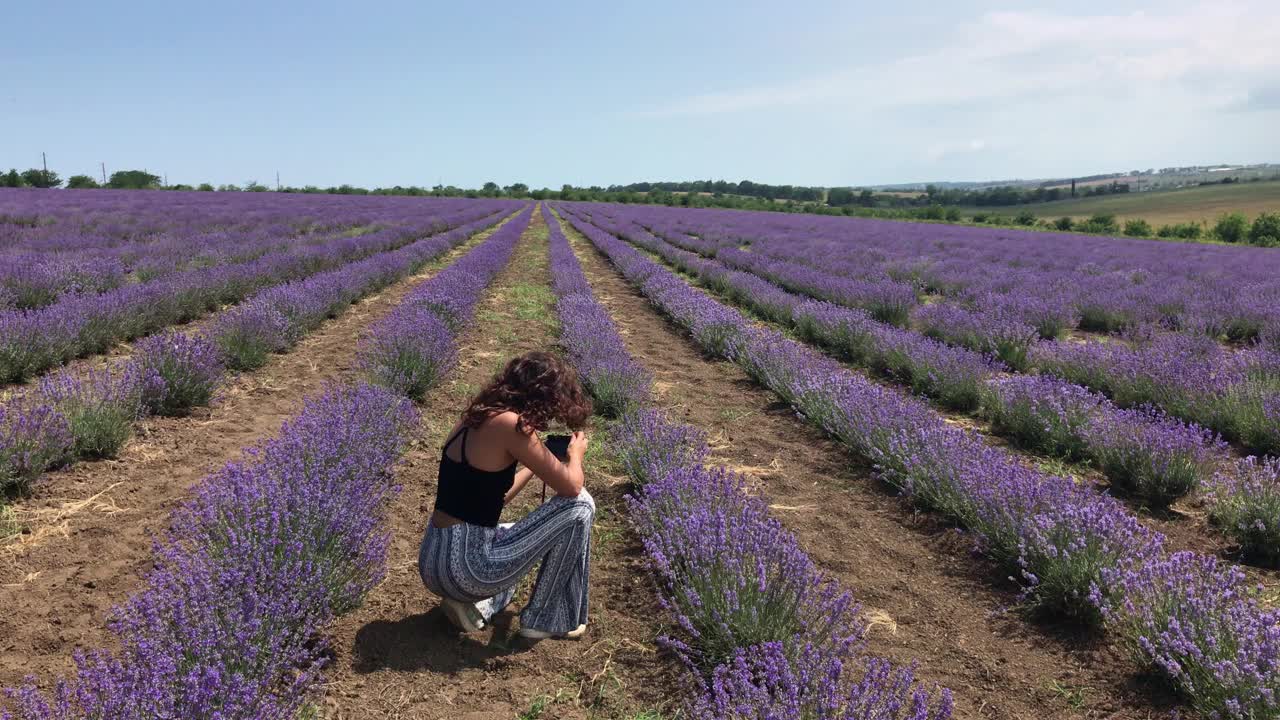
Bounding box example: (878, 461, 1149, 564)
(862, 163, 1280, 193)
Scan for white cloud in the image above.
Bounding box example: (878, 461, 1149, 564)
(639, 1, 1280, 119)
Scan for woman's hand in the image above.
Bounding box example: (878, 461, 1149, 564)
(568, 431, 589, 462)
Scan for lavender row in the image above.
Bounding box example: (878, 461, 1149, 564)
(3, 381, 420, 718)
(0, 221, 368, 311)
(582, 205, 1280, 562)
(544, 206, 652, 416)
(601, 204, 1280, 458)
(0, 207, 516, 493)
(0, 188, 486, 256)
(543, 206, 951, 719)
(603, 202, 1280, 345)
(0, 202, 515, 385)
(0, 204, 535, 717)
(569, 206, 1237, 512)
(358, 205, 533, 398)
(559, 205, 1280, 719)
(1031, 333, 1280, 456)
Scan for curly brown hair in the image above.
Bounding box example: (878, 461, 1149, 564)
(460, 351, 592, 433)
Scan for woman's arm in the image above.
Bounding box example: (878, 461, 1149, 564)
(503, 466, 535, 504)
(503, 421, 588, 498)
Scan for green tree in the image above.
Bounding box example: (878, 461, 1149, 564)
(1014, 210, 1037, 226)
(1249, 212, 1280, 247)
(1212, 212, 1250, 243)
(2, 169, 26, 187)
(20, 168, 62, 188)
(481, 181, 500, 197)
(504, 183, 529, 197)
(1123, 219, 1153, 237)
(66, 175, 100, 189)
(218, 183, 242, 192)
(1054, 217, 1074, 231)
(197, 183, 215, 191)
(244, 180, 270, 192)
(108, 170, 161, 189)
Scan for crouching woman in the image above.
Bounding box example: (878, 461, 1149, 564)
(419, 351, 595, 640)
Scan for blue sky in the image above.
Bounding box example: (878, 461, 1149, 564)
(3, 0, 1278, 189)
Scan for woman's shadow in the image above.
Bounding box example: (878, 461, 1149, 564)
(351, 605, 533, 675)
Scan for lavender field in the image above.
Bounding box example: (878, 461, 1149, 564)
(2, 188, 1278, 719)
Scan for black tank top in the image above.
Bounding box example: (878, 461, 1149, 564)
(433, 426, 516, 528)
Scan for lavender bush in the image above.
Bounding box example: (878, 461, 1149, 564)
(37, 366, 144, 459)
(131, 332, 226, 416)
(1086, 408, 1223, 509)
(630, 464, 865, 673)
(0, 398, 72, 492)
(358, 307, 456, 400)
(207, 301, 292, 371)
(1099, 552, 1280, 719)
(981, 375, 1104, 460)
(1209, 456, 1280, 566)
(691, 644, 953, 720)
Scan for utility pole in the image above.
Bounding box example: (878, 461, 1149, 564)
(42, 152, 48, 187)
(276, 171, 281, 191)
(101, 162, 107, 185)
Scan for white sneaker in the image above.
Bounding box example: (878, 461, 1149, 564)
(441, 597, 486, 632)
(518, 623, 587, 640)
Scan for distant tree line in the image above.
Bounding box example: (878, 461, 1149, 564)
(5, 164, 1277, 246)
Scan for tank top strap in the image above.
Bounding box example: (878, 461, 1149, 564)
(442, 426, 470, 465)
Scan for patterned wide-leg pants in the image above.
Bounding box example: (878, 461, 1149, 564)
(419, 490, 594, 634)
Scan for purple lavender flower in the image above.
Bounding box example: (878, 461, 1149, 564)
(358, 306, 456, 400)
(131, 331, 225, 416)
(1098, 551, 1280, 719)
(37, 366, 144, 459)
(1085, 407, 1223, 508)
(0, 397, 72, 491)
(207, 301, 292, 371)
(1209, 456, 1280, 566)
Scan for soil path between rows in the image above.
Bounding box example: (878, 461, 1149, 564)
(0, 220, 512, 695)
(564, 219, 1174, 720)
(320, 207, 676, 720)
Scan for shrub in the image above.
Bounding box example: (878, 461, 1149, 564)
(1014, 210, 1037, 226)
(1170, 222, 1202, 239)
(981, 375, 1102, 459)
(0, 398, 72, 491)
(1212, 212, 1250, 243)
(1054, 216, 1074, 231)
(357, 307, 455, 401)
(1078, 213, 1118, 234)
(1085, 408, 1223, 509)
(970, 212, 989, 223)
(1250, 211, 1280, 247)
(39, 367, 144, 459)
(1099, 552, 1280, 719)
(208, 302, 292, 371)
(629, 464, 865, 674)
(1209, 456, 1280, 566)
(1122, 219, 1152, 237)
(943, 206, 962, 222)
(132, 332, 225, 416)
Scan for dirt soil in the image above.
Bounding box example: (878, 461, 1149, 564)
(319, 208, 678, 720)
(563, 220, 1182, 720)
(0, 223, 508, 698)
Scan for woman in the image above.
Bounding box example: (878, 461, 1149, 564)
(418, 351, 595, 640)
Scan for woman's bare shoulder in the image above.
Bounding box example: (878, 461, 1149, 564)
(483, 411, 525, 433)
